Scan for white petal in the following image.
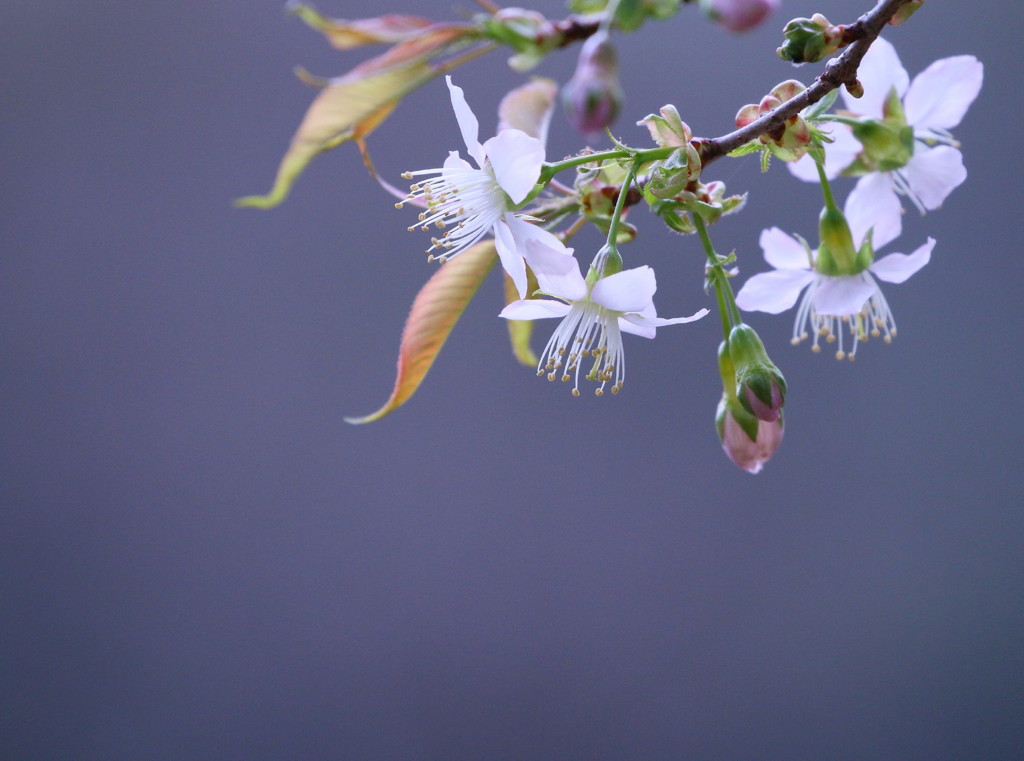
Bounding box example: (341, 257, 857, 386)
(735, 269, 815, 314)
(445, 76, 485, 166)
(842, 37, 908, 118)
(812, 274, 877, 316)
(483, 130, 545, 205)
(905, 56, 983, 131)
(522, 237, 586, 301)
(494, 218, 528, 299)
(499, 299, 571, 321)
(618, 319, 656, 339)
(845, 173, 902, 250)
(591, 266, 656, 314)
(760, 227, 811, 271)
(870, 237, 934, 284)
(787, 124, 861, 182)
(442, 151, 473, 171)
(903, 145, 966, 210)
(622, 307, 709, 335)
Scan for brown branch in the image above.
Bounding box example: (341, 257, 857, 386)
(694, 0, 917, 167)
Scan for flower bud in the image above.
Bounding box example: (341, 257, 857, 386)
(776, 13, 845, 64)
(716, 395, 784, 474)
(700, 0, 779, 33)
(728, 324, 786, 422)
(562, 31, 624, 134)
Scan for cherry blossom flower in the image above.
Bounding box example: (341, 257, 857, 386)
(500, 241, 708, 395)
(400, 76, 559, 298)
(735, 194, 934, 360)
(789, 38, 983, 220)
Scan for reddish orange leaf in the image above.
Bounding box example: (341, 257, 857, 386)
(346, 242, 497, 424)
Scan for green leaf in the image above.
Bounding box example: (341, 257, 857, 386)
(804, 88, 839, 120)
(345, 242, 497, 424)
(727, 140, 762, 158)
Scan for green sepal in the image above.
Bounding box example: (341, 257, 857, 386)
(804, 88, 840, 121)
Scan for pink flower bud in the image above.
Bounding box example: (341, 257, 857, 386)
(700, 0, 780, 33)
(562, 32, 623, 134)
(717, 399, 785, 474)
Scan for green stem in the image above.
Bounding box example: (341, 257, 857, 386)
(540, 145, 672, 184)
(815, 158, 839, 211)
(604, 162, 636, 249)
(692, 213, 736, 343)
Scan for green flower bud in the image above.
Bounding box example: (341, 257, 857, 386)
(777, 14, 844, 64)
(728, 324, 787, 422)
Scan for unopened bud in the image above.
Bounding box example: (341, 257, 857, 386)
(777, 13, 845, 64)
(700, 0, 780, 33)
(728, 324, 787, 422)
(716, 395, 784, 474)
(562, 31, 623, 133)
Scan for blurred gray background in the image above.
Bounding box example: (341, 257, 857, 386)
(3, 1, 1023, 759)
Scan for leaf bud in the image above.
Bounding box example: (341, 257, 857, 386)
(888, 0, 924, 26)
(638, 104, 693, 148)
(699, 0, 780, 33)
(776, 13, 845, 64)
(727, 324, 787, 422)
(735, 80, 812, 161)
(562, 31, 624, 133)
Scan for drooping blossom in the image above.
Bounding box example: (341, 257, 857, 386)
(789, 38, 983, 222)
(500, 241, 708, 396)
(735, 192, 934, 360)
(400, 76, 560, 298)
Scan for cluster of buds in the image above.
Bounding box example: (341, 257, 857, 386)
(562, 30, 624, 133)
(776, 13, 846, 64)
(699, 0, 779, 33)
(715, 326, 786, 474)
(736, 80, 812, 161)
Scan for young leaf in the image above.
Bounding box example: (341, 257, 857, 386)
(287, 2, 434, 50)
(497, 77, 558, 144)
(345, 242, 497, 424)
(236, 25, 472, 210)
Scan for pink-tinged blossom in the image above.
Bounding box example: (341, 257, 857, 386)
(500, 241, 708, 396)
(735, 194, 934, 360)
(789, 38, 983, 223)
(401, 76, 558, 298)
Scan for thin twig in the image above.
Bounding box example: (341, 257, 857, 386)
(695, 0, 917, 167)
